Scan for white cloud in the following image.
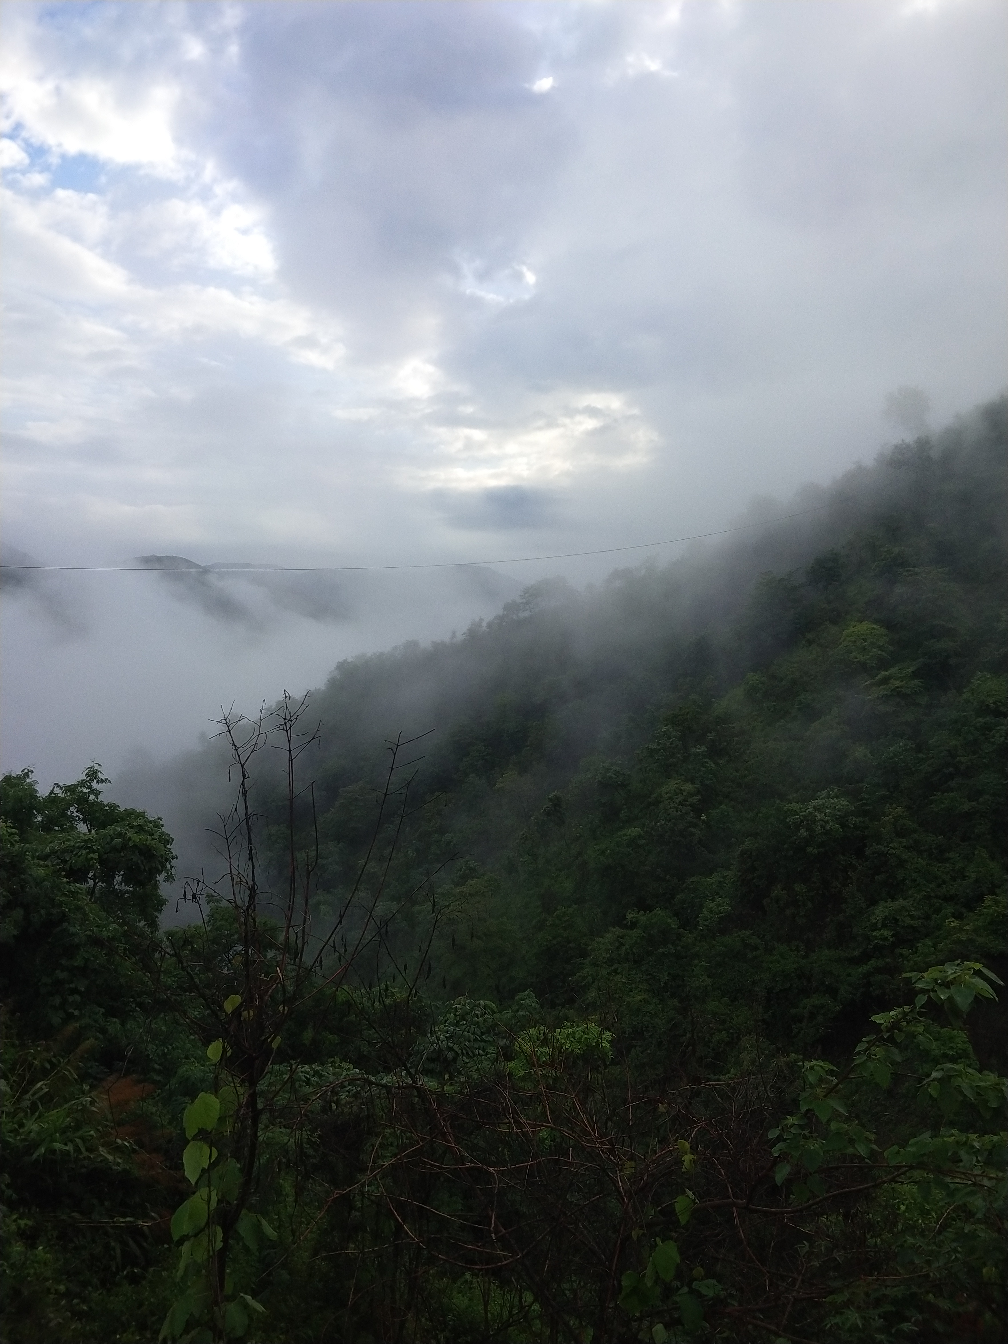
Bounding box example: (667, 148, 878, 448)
(0, 53, 182, 174)
(391, 357, 444, 400)
(131, 196, 276, 277)
(407, 393, 658, 490)
(459, 258, 538, 305)
(1, 180, 346, 456)
(1, 0, 1005, 570)
(622, 52, 672, 79)
(0, 137, 29, 170)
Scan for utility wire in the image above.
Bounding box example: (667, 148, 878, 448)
(1, 504, 828, 576)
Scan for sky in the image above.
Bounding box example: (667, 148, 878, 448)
(2, 0, 1006, 788)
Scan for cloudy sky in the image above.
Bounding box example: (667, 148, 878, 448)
(2, 0, 1006, 785)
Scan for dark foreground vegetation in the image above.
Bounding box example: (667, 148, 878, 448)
(2, 398, 1006, 1343)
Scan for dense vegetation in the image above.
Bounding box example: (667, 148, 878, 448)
(2, 398, 1005, 1343)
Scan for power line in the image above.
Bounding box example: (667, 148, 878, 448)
(1, 504, 828, 576)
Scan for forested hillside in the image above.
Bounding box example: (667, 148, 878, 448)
(2, 398, 1006, 1343)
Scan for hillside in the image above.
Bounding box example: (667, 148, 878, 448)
(2, 395, 1006, 1344)
(263, 395, 1008, 1066)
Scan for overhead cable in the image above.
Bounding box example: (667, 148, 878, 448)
(1, 504, 829, 575)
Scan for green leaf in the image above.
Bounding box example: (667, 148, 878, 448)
(184, 1093, 221, 1139)
(224, 1297, 249, 1338)
(224, 994, 242, 1014)
(236, 1209, 260, 1252)
(213, 1156, 242, 1203)
(652, 1326, 668, 1344)
(619, 1270, 640, 1306)
(170, 1191, 214, 1242)
(870, 1058, 891, 1088)
(159, 1294, 193, 1341)
(620, 1270, 661, 1313)
(206, 1040, 223, 1063)
(652, 1238, 680, 1283)
(774, 1162, 791, 1185)
(257, 1216, 277, 1241)
(675, 1191, 696, 1225)
(951, 984, 975, 1014)
(183, 1141, 212, 1186)
(181, 1225, 222, 1272)
(677, 1289, 704, 1332)
(216, 1084, 240, 1120)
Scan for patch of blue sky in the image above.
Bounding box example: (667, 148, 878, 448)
(36, 0, 107, 33)
(3, 134, 110, 194)
(48, 152, 109, 194)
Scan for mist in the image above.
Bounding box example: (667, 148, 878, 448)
(2, 1, 1006, 820)
(85, 396, 1003, 906)
(0, 560, 524, 789)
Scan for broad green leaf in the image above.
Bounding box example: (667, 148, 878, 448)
(224, 994, 242, 1014)
(675, 1192, 696, 1225)
(677, 1289, 704, 1332)
(183, 1141, 212, 1186)
(170, 1192, 210, 1242)
(224, 1297, 249, 1338)
(184, 1093, 221, 1139)
(214, 1156, 243, 1202)
(652, 1238, 680, 1282)
(653, 1326, 668, 1344)
(217, 1084, 240, 1120)
(774, 1162, 791, 1185)
(620, 1270, 662, 1312)
(206, 1039, 223, 1063)
(258, 1216, 277, 1241)
(159, 1290, 195, 1341)
(870, 1058, 891, 1088)
(951, 983, 975, 1013)
(236, 1209, 260, 1252)
(180, 1225, 222, 1272)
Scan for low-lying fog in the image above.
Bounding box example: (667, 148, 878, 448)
(0, 561, 530, 791)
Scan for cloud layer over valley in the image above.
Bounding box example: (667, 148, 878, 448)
(2, 0, 1005, 786)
